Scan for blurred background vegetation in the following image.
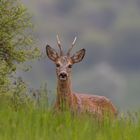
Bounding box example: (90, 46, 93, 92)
(1, 0, 140, 111)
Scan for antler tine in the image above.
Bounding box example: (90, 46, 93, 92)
(56, 35, 63, 56)
(72, 36, 77, 46)
(67, 36, 77, 56)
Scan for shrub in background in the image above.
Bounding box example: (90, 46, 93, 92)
(0, 0, 40, 109)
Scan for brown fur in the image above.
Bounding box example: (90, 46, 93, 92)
(46, 37, 118, 118)
(55, 77, 117, 118)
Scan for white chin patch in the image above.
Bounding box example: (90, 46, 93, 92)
(59, 77, 67, 81)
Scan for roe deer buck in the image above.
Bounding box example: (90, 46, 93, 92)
(46, 35, 117, 118)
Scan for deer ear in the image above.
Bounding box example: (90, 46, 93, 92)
(71, 49, 86, 64)
(46, 45, 59, 62)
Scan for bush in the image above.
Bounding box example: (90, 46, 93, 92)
(0, 0, 40, 107)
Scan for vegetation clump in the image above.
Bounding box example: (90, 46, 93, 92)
(0, 0, 40, 107)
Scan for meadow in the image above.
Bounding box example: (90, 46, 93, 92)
(1, 1, 140, 140)
(0, 99, 140, 140)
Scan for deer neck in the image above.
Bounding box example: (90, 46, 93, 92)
(56, 77, 73, 108)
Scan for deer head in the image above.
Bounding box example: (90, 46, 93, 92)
(46, 35, 86, 81)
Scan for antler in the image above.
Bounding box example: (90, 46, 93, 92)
(67, 37, 77, 56)
(57, 35, 63, 56)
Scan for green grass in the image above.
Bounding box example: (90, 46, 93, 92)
(0, 103, 140, 140)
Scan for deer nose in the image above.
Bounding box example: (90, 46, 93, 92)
(59, 72, 68, 80)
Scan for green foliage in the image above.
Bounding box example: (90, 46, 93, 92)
(0, 0, 40, 96)
(9, 77, 33, 111)
(0, 77, 34, 111)
(0, 103, 140, 140)
(0, 0, 39, 67)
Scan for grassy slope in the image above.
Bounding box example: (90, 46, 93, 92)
(0, 105, 140, 140)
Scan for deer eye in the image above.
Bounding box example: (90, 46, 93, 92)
(56, 63, 60, 67)
(68, 64, 72, 68)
